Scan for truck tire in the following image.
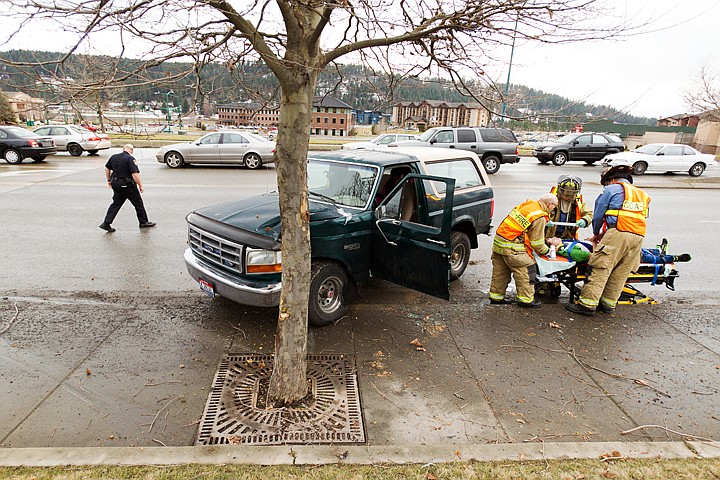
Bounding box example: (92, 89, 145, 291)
(450, 231, 471, 281)
(482, 155, 501, 174)
(309, 260, 348, 327)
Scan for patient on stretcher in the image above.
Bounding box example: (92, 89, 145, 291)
(555, 239, 691, 264)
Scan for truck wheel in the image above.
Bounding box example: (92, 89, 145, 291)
(67, 143, 84, 157)
(552, 151, 568, 166)
(482, 155, 501, 174)
(309, 261, 348, 327)
(450, 231, 471, 281)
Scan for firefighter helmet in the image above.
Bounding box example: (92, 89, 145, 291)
(556, 175, 582, 201)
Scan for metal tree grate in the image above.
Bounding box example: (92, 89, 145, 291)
(196, 353, 365, 445)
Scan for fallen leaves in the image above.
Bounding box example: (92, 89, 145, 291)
(600, 450, 623, 462)
(409, 338, 427, 352)
(369, 351, 391, 377)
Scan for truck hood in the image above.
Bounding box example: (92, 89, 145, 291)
(193, 192, 353, 239)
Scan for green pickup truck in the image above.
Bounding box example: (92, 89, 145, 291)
(184, 147, 494, 326)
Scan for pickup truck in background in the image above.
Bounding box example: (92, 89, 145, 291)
(184, 147, 494, 326)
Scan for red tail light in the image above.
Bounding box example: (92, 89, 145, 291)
(516, 146, 519, 155)
(490, 197, 495, 218)
(28, 139, 39, 147)
(88, 136, 101, 141)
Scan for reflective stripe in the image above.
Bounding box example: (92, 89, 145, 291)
(493, 237, 526, 251)
(517, 294, 534, 303)
(489, 292, 506, 301)
(600, 297, 617, 308)
(578, 296, 599, 307)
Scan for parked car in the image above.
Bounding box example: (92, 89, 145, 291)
(602, 143, 716, 177)
(393, 127, 520, 174)
(184, 147, 494, 326)
(533, 132, 625, 166)
(341, 133, 419, 150)
(0, 125, 57, 164)
(156, 131, 276, 169)
(33, 124, 112, 156)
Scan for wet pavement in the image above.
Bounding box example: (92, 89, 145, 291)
(1, 280, 718, 451)
(1, 151, 719, 464)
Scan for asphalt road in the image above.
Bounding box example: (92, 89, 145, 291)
(1, 149, 719, 449)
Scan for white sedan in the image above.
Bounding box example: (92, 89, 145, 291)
(341, 133, 418, 150)
(602, 143, 716, 177)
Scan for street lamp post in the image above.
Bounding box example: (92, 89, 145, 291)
(500, 15, 519, 127)
(154, 90, 174, 133)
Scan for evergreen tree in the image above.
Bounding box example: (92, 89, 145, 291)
(0, 92, 17, 124)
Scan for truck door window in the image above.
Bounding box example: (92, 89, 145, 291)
(434, 130, 454, 144)
(424, 159, 484, 192)
(457, 129, 476, 143)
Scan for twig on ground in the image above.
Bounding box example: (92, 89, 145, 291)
(369, 381, 406, 413)
(621, 424, 713, 442)
(133, 380, 183, 398)
(0, 303, 20, 335)
(152, 439, 167, 446)
(145, 396, 180, 433)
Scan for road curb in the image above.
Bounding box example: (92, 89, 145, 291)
(1, 442, 718, 466)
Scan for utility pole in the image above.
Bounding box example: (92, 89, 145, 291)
(500, 15, 519, 127)
(155, 90, 174, 133)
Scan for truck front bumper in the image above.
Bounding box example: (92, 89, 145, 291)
(184, 248, 281, 307)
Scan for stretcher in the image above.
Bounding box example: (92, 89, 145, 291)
(534, 238, 681, 305)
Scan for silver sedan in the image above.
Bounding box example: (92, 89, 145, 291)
(155, 132, 276, 169)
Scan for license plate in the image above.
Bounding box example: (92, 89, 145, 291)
(199, 278, 215, 297)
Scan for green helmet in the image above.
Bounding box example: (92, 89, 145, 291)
(557, 175, 582, 201)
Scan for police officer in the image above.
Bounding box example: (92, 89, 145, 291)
(99, 144, 155, 232)
(489, 193, 561, 308)
(565, 165, 651, 316)
(546, 175, 593, 240)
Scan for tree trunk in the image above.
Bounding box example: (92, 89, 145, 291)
(266, 74, 315, 406)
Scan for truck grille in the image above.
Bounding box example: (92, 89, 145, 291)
(189, 225, 244, 274)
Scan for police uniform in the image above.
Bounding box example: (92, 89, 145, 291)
(102, 150, 150, 226)
(567, 166, 651, 315)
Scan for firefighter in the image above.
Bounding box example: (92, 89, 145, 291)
(489, 193, 562, 308)
(565, 165, 651, 316)
(546, 175, 593, 240)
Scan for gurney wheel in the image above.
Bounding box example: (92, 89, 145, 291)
(550, 284, 562, 298)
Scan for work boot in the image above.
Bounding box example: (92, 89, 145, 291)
(139, 222, 156, 228)
(565, 302, 595, 316)
(597, 303, 615, 314)
(99, 222, 115, 232)
(517, 298, 541, 308)
(490, 298, 513, 305)
(672, 254, 691, 262)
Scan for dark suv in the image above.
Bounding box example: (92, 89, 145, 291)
(184, 148, 494, 326)
(393, 127, 520, 174)
(533, 132, 625, 166)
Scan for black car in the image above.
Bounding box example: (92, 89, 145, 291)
(533, 132, 625, 166)
(0, 125, 57, 164)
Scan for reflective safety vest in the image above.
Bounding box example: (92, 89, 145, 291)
(549, 186, 586, 239)
(604, 182, 651, 236)
(495, 200, 549, 256)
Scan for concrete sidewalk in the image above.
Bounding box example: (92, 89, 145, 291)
(1, 281, 719, 466)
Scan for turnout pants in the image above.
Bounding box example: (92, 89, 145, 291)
(577, 228, 643, 310)
(104, 182, 149, 225)
(489, 251, 537, 304)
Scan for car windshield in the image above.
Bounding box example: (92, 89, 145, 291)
(307, 160, 378, 209)
(556, 133, 581, 144)
(418, 128, 439, 142)
(634, 145, 663, 155)
(4, 126, 35, 138)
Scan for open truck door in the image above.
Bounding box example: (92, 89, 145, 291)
(371, 174, 455, 300)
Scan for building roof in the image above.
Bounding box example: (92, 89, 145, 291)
(395, 99, 486, 110)
(313, 95, 353, 109)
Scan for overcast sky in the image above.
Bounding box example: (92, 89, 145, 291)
(2, 0, 718, 120)
(502, 0, 720, 119)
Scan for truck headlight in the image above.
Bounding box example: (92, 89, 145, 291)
(246, 249, 282, 273)
(543, 146, 552, 152)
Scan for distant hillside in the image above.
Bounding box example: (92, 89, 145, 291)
(0, 49, 654, 125)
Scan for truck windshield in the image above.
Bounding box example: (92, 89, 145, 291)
(307, 160, 378, 209)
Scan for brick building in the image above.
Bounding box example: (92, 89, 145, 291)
(392, 100, 490, 130)
(311, 96, 353, 136)
(216, 101, 280, 128)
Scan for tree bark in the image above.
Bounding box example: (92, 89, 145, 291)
(266, 72, 316, 406)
